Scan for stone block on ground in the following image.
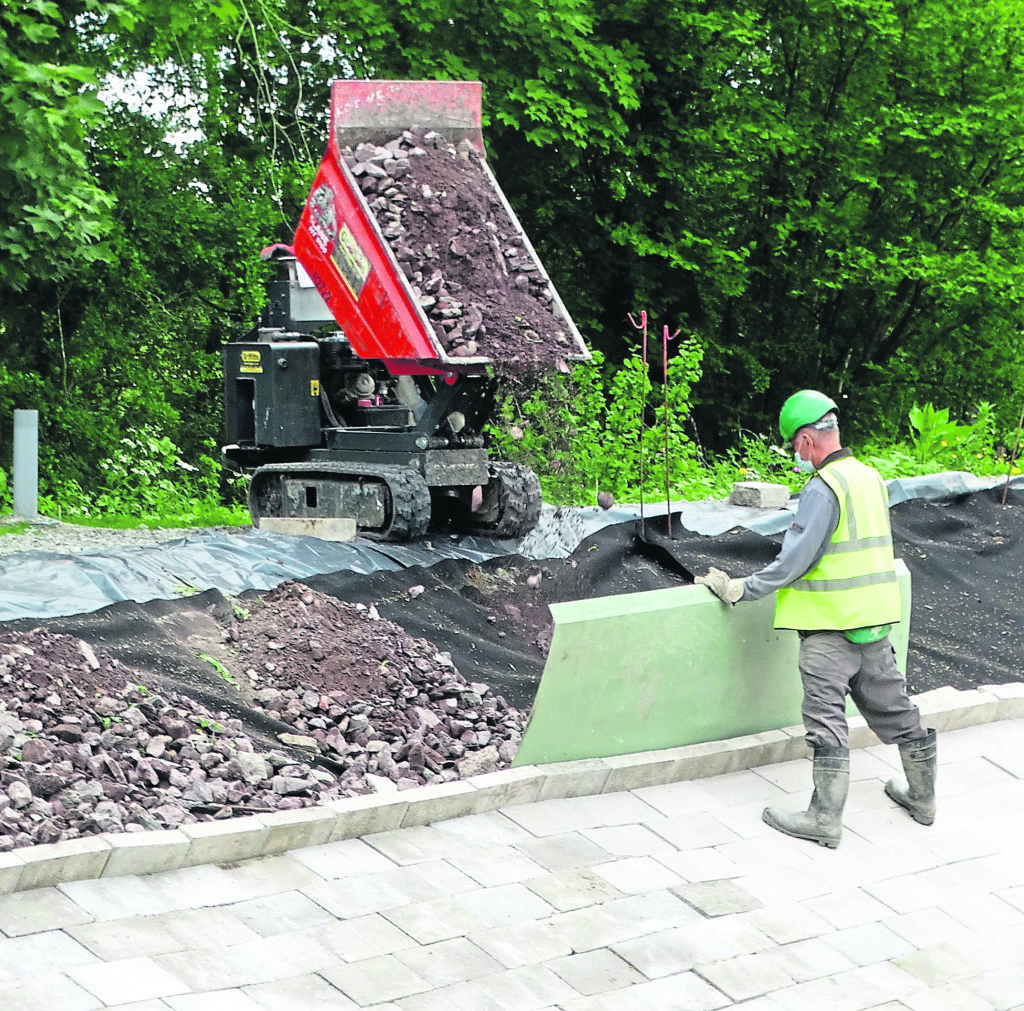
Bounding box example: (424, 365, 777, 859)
(729, 481, 791, 509)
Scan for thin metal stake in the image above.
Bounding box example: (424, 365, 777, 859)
(1002, 397, 1024, 507)
(661, 324, 681, 538)
(628, 311, 649, 536)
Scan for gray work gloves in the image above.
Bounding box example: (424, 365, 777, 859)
(695, 566, 745, 604)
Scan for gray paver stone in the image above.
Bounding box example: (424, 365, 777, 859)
(513, 831, 615, 872)
(695, 950, 797, 1001)
(470, 919, 572, 969)
(543, 905, 641, 953)
(242, 972, 358, 1009)
(674, 878, 764, 917)
(311, 912, 417, 962)
(394, 936, 504, 987)
(382, 897, 489, 945)
(0, 885, 95, 937)
(825, 922, 917, 966)
(548, 948, 645, 996)
(523, 867, 623, 911)
(364, 824, 472, 865)
(320, 953, 432, 1005)
(895, 944, 981, 987)
(163, 991, 266, 1010)
(453, 882, 555, 927)
(611, 929, 698, 980)
(0, 927, 99, 977)
(0, 973, 103, 1011)
(229, 890, 337, 935)
(589, 855, 683, 895)
(603, 889, 705, 933)
(154, 932, 334, 991)
(452, 845, 549, 887)
(67, 907, 260, 960)
(301, 873, 411, 920)
(66, 955, 190, 1004)
(433, 963, 578, 1010)
(290, 836, 398, 879)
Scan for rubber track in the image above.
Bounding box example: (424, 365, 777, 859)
(462, 462, 542, 539)
(248, 463, 431, 542)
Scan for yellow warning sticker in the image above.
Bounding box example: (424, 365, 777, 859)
(240, 366, 263, 374)
(331, 224, 372, 297)
(311, 380, 321, 397)
(241, 350, 262, 363)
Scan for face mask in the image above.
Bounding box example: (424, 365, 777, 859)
(793, 450, 815, 473)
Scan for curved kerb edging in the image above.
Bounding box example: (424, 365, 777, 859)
(1, 682, 1020, 895)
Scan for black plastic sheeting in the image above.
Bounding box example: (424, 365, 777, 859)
(0, 529, 521, 624)
(3, 484, 1020, 714)
(1, 471, 1020, 624)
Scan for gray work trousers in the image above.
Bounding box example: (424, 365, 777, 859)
(798, 632, 925, 750)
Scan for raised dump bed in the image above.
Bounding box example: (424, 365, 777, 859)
(291, 79, 588, 376)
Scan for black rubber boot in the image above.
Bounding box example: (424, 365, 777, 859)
(884, 729, 937, 825)
(763, 747, 849, 849)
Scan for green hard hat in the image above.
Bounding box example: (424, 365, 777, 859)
(779, 390, 838, 441)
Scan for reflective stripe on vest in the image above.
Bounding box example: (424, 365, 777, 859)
(773, 456, 902, 631)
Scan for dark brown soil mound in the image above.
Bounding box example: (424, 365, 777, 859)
(346, 129, 576, 371)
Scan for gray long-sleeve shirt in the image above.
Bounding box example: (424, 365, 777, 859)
(740, 449, 848, 602)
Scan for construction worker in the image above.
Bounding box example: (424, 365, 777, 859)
(696, 390, 937, 848)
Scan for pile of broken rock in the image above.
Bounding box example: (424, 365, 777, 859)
(346, 127, 573, 370)
(0, 581, 528, 850)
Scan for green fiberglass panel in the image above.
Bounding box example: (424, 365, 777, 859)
(513, 561, 911, 766)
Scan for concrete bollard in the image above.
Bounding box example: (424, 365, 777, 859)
(13, 409, 39, 519)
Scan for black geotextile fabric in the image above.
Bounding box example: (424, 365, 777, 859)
(4, 488, 1021, 717)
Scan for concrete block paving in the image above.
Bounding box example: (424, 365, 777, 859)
(0, 719, 1020, 1009)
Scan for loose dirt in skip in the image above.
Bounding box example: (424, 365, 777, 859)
(0, 488, 1020, 849)
(346, 129, 577, 370)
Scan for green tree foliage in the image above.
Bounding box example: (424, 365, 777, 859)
(2, 0, 1024, 511)
(0, 0, 117, 289)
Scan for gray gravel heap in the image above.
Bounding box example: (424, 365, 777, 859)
(0, 581, 528, 850)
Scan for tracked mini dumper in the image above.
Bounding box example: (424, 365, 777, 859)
(223, 80, 589, 541)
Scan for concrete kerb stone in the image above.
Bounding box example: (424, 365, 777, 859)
(102, 828, 190, 878)
(258, 805, 339, 855)
(465, 766, 545, 812)
(179, 815, 268, 867)
(0, 684, 1017, 893)
(979, 682, 1024, 720)
(398, 780, 479, 828)
(15, 835, 111, 891)
(0, 850, 25, 896)
(537, 758, 611, 801)
(326, 792, 409, 841)
(913, 686, 1001, 731)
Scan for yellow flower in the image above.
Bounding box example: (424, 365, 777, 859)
(940, 440, 948, 447)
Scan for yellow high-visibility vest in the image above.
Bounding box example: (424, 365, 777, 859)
(774, 456, 901, 631)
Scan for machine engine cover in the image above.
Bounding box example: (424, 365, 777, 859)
(225, 342, 321, 448)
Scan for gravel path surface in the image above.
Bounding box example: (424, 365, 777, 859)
(0, 518, 244, 559)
